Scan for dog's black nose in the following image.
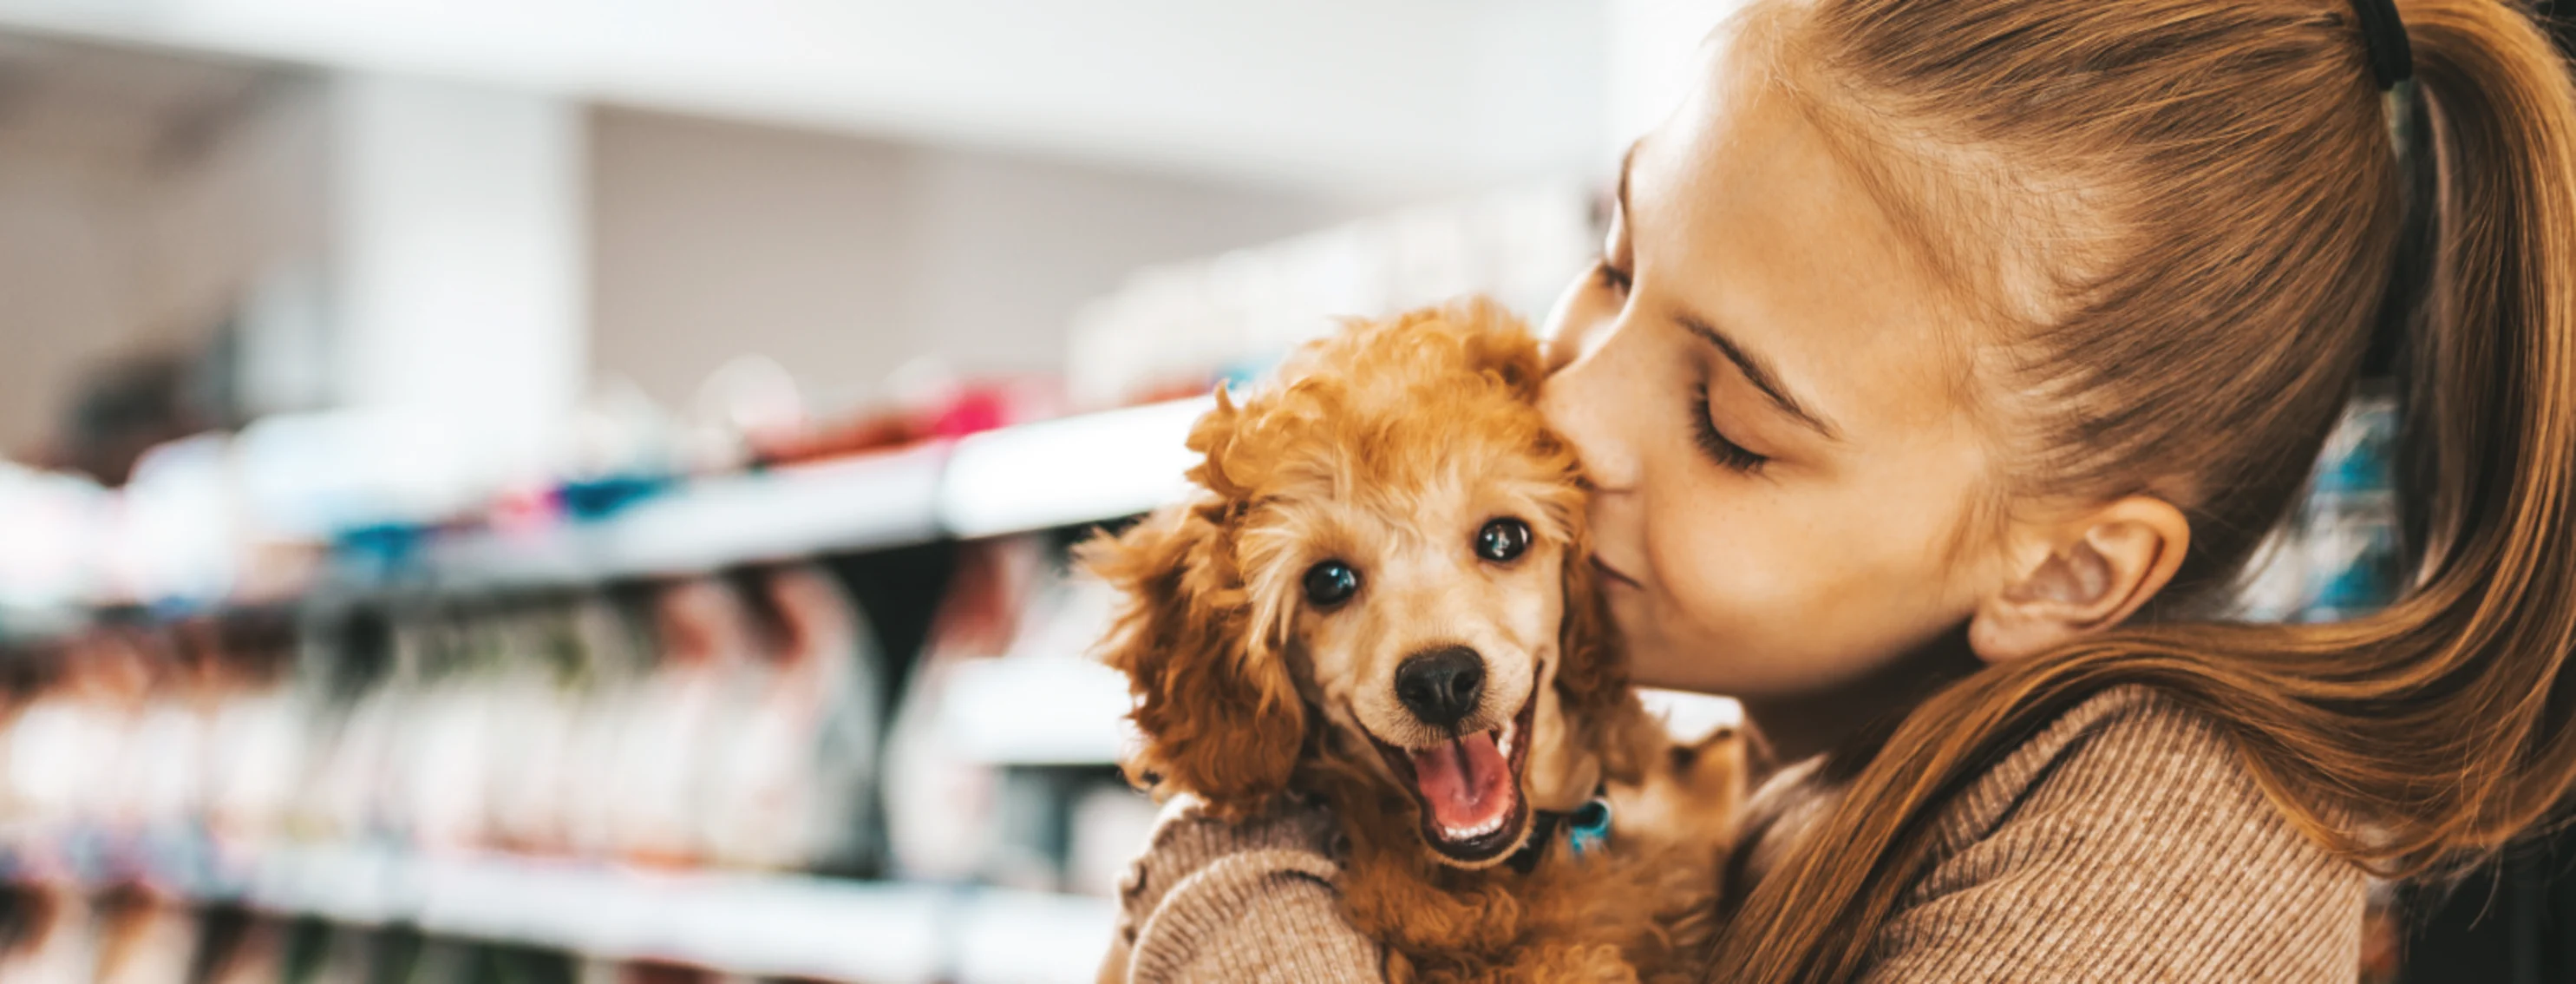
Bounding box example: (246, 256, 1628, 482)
(1395, 646, 1486, 728)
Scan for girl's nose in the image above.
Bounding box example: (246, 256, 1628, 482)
(1540, 325, 1644, 494)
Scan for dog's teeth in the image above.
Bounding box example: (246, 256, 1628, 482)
(1445, 812, 1510, 840)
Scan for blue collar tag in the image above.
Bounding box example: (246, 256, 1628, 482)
(1566, 797, 1612, 858)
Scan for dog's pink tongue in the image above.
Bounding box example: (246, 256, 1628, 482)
(1408, 732, 1512, 833)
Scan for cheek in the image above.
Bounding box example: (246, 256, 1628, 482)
(1489, 558, 1561, 651)
(1305, 601, 1412, 711)
(1627, 461, 1987, 697)
(1298, 614, 1362, 704)
(1527, 567, 1565, 653)
(1640, 487, 1814, 632)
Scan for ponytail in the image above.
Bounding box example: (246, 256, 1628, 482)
(1710, 2, 2576, 981)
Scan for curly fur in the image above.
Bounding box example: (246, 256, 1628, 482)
(1084, 300, 1731, 982)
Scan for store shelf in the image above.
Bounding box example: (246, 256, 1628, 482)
(938, 397, 1211, 539)
(954, 887, 1128, 984)
(416, 445, 951, 591)
(12, 837, 1111, 984)
(940, 657, 1134, 766)
(402, 397, 1210, 593)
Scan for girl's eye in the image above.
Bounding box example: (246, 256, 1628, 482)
(1690, 384, 1770, 474)
(1592, 256, 1632, 293)
(1475, 518, 1533, 563)
(1303, 560, 1361, 607)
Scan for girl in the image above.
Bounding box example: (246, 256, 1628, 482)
(1112, 0, 2576, 980)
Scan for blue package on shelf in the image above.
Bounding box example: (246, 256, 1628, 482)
(2311, 397, 2401, 495)
(1215, 358, 1281, 392)
(2297, 390, 2404, 622)
(557, 474, 675, 522)
(334, 522, 432, 582)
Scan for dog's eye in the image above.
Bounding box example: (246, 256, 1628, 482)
(1303, 560, 1361, 607)
(1476, 518, 1533, 563)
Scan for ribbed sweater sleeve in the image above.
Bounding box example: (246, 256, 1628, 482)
(1856, 686, 2368, 982)
(1113, 794, 1383, 983)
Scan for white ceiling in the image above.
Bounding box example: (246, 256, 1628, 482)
(0, 0, 1610, 197)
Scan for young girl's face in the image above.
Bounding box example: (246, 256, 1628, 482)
(1540, 52, 2010, 704)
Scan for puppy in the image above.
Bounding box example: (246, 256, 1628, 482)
(1085, 300, 1736, 982)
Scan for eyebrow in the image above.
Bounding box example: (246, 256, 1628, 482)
(1617, 141, 1842, 441)
(1677, 312, 1841, 441)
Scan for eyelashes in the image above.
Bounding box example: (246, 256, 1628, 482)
(1690, 383, 1769, 474)
(1592, 256, 1631, 293)
(1594, 253, 1765, 475)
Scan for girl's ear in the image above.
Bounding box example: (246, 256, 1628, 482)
(1969, 495, 2191, 662)
(1079, 504, 1305, 819)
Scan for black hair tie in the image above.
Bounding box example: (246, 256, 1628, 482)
(2350, 0, 2413, 90)
(2355, 0, 2430, 381)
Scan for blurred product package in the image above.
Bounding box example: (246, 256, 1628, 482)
(1064, 183, 1596, 410)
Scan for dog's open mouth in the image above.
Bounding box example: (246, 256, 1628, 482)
(1368, 682, 1540, 865)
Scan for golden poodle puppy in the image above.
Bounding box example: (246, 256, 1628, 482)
(1085, 300, 1736, 983)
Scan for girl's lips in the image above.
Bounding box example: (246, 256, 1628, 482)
(1592, 557, 1643, 588)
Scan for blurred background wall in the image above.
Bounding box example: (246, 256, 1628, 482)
(587, 108, 1347, 410)
(0, 39, 322, 465)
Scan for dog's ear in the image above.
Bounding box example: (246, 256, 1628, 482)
(1444, 298, 1549, 401)
(1078, 502, 1305, 819)
(1549, 530, 1657, 784)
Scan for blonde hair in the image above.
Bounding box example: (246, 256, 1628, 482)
(1710, 1, 2576, 980)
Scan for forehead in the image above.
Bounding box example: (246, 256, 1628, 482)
(1632, 56, 1974, 439)
(1263, 425, 1567, 538)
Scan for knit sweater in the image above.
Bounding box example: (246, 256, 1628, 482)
(1106, 686, 2368, 982)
